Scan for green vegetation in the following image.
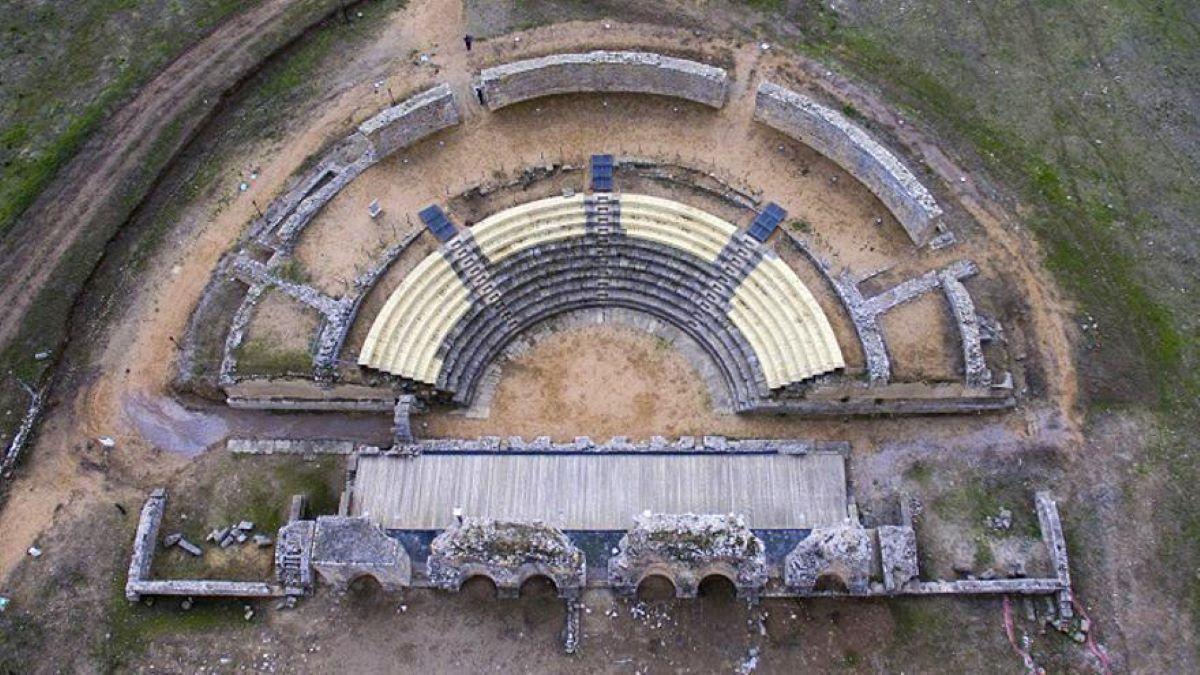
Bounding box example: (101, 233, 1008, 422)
(0, 0, 261, 237)
(932, 476, 1038, 539)
(274, 259, 313, 285)
(152, 456, 341, 580)
(787, 219, 812, 234)
(100, 577, 250, 669)
(0, 0, 408, 449)
(902, 460, 932, 487)
(236, 339, 312, 378)
(776, 0, 1200, 630)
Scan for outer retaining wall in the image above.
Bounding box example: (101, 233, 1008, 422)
(478, 51, 729, 111)
(357, 83, 460, 159)
(755, 81, 942, 245)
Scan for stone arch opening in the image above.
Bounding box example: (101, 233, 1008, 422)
(459, 574, 499, 600)
(814, 573, 850, 593)
(636, 574, 678, 602)
(519, 574, 559, 598)
(346, 574, 387, 604)
(697, 573, 738, 600)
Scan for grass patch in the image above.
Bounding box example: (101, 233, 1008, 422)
(100, 577, 250, 670)
(274, 259, 312, 285)
(0, 0, 263, 237)
(153, 456, 341, 580)
(795, 23, 1194, 411)
(902, 460, 933, 486)
(235, 339, 312, 378)
(931, 476, 1039, 539)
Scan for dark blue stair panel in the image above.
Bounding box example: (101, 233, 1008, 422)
(748, 202, 787, 242)
(591, 154, 614, 192)
(419, 204, 457, 242)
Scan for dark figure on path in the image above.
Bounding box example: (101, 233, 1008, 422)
(464, 34, 473, 51)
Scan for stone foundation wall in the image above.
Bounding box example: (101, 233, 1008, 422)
(426, 519, 586, 598)
(310, 516, 412, 591)
(608, 513, 768, 599)
(478, 51, 728, 111)
(755, 81, 942, 245)
(357, 83, 460, 158)
(125, 488, 166, 600)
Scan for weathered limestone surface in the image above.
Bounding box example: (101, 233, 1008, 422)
(275, 520, 315, 594)
(940, 271, 992, 388)
(125, 488, 167, 601)
(426, 519, 586, 598)
(478, 51, 729, 111)
(310, 516, 411, 591)
(784, 525, 875, 594)
(260, 85, 460, 248)
(755, 81, 942, 245)
(608, 513, 768, 599)
(126, 580, 277, 598)
(1036, 492, 1074, 617)
(877, 525, 919, 591)
(357, 83, 460, 158)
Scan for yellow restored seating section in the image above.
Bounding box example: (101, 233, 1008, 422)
(619, 193, 736, 263)
(359, 193, 844, 389)
(472, 194, 588, 262)
(357, 251, 472, 384)
(729, 252, 844, 387)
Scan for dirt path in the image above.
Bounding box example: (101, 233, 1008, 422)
(0, 0, 345, 349)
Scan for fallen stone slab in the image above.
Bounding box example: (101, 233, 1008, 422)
(178, 538, 203, 557)
(162, 533, 183, 548)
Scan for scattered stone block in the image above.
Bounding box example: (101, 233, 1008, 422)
(162, 533, 183, 548)
(178, 539, 203, 557)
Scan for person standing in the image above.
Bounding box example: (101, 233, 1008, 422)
(464, 34, 473, 51)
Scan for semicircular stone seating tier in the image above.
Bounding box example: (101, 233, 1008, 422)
(358, 194, 844, 409)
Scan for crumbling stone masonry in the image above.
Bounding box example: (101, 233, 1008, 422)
(357, 83, 459, 158)
(426, 519, 586, 599)
(784, 525, 876, 595)
(477, 51, 729, 111)
(608, 513, 768, 599)
(754, 81, 943, 246)
(125, 489, 277, 601)
(877, 525, 920, 592)
(309, 516, 412, 591)
(125, 488, 166, 601)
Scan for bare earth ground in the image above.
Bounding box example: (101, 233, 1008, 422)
(2, 0, 1188, 672)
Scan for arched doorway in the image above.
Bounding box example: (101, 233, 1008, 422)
(636, 574, 677, 602)
(519, 574, 559, 599)
(460, 574, 499, 600)
(814, 573, 849, 593)
(698, 573, 738, 601)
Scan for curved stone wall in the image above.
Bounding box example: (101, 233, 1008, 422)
(477, 51, 729, 111)
(754, 81, 942, 245)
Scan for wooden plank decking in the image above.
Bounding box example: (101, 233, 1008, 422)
(350, 452, 847, 530)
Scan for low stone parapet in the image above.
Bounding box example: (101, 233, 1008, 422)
(755, 81, 942, 245)
(357, 83, 460, 158)
(478, 51, 729, 111)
